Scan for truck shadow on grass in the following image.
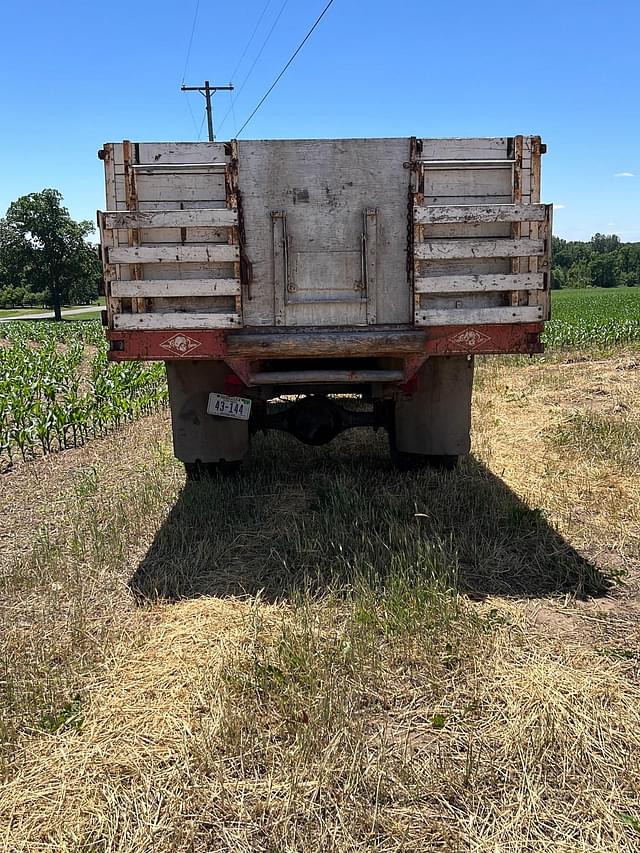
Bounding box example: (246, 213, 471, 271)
(130, 432, 610, 604)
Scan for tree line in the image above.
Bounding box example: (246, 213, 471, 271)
(0, 189, 101, 319)
(552, 233, 640, 289)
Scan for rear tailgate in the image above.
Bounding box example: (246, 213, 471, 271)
(98, 136, 551, 362)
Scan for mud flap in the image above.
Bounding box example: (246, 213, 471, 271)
(166, 362, 249, 464)
(394, 356, 474, 456)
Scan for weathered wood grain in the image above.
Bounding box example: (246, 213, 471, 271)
(415, 306, 544, 325)
(134, 173, 226, 202)
(113, 312, 241, 330)
(135, 261, 237, 280)
(238, 138, 411, 326)
(415, 273, 544, 293)
(108, 245, 239, 263)
(414, 203, 546, 224)
(227, 330, 427, 357)
(423, 167, 513, 199)
(135, 227, 231, 245)
(101, 209, 237, 229)
(419, 138, 509, 160)
(415, 239, 544, 260)
(110, 279, 241, 298)
(137, 142, 226, 164)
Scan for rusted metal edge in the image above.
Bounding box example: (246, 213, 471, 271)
(106, 324, 544, 362)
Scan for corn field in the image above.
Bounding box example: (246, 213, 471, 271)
(544, 287, 640, 348)
(0, 320, 167, 465)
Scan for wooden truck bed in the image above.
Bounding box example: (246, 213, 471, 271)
(98, 136, 551, 369)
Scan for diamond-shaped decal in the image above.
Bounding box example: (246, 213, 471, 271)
(449, 328, 492, 350)
(160, 333, 203, 356)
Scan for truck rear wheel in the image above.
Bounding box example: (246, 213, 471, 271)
(389, 442, 458, 471)
(184, 460, 243, 480)
(390, 356, 473, 470)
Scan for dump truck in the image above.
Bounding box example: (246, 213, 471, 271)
(97, 136, 551, 476)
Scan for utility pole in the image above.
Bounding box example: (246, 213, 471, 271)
(180, 80, 234, 141)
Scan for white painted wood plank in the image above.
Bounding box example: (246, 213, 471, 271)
(415, 306, 544, 325)
(132, 164, 226, 174)
(424, 194, 514, 206)
(138, 262, 237, 279)
(102, 209, 237, 229)
(419, 138, 508, 160)
(415, 239, 544, 260)
(113, 312, 241, 330)
(135, 173, 226, 202)
(114, 175, 126, 210)
(110, 279, 241, 297)
(415, 203, 546, 225)
(416, 259, 512, 276)
(137, 227, 231, 244)
(136, 200, 228, 212)
(108, 245, 239, 263)
(102, 147, 117, 211)
(425, 222, 512, 239)
(420, 160, 514, 168)
(415, 273, 544, 293)
(137, 142, 227, 164)
(423, 168, 513, 198)
(109, 143, 124, 167)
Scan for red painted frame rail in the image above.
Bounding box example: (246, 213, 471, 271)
(107, 324, 544, 362)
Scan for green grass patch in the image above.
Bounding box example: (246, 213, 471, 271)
(0, 307, 49, 319)
(550, 409, 640, 469)
(0, 301, 103, 320)
(0, 447, 175, 766)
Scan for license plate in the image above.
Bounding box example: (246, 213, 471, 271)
(207, 392, 252, 421)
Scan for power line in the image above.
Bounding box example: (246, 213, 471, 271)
(184, 93, 201, 137)
(229, 0, 274, 82)
(216, 0, 290, 135)
(197, 109, 207, 141)
(229, 89, 238, 136)
(236, 0, 337, 137)
(180, 0, 201, 83)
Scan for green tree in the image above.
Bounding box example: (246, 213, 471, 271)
(566, 259, 591, 288)
(552, 236, 592, 270)
(551, 267, 566, 289)
(615, 243, 640, 286)
(590, 233, 620, 254)
(588, 254, 617, 288)
(0, 189, 100, 320)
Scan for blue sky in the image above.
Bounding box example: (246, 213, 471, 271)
(0, 0, 638, 241)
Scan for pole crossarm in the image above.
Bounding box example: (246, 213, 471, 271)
(180, 81, 234, 141)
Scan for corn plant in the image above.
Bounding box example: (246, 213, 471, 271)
(0, 321, 167, 465)
(544, 287, 640, 349)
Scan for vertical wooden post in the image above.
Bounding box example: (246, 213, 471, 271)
(410, 137, 423, 325)
(123, 140, 145, 315)
(510, 136, 524, 307)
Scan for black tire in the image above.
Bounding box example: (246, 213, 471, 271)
(184, 460, 243, 481)
(387, 407, 458, 471)
(390, 446, 459, 472)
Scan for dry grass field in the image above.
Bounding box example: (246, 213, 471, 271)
(1, 349, 639, 852)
